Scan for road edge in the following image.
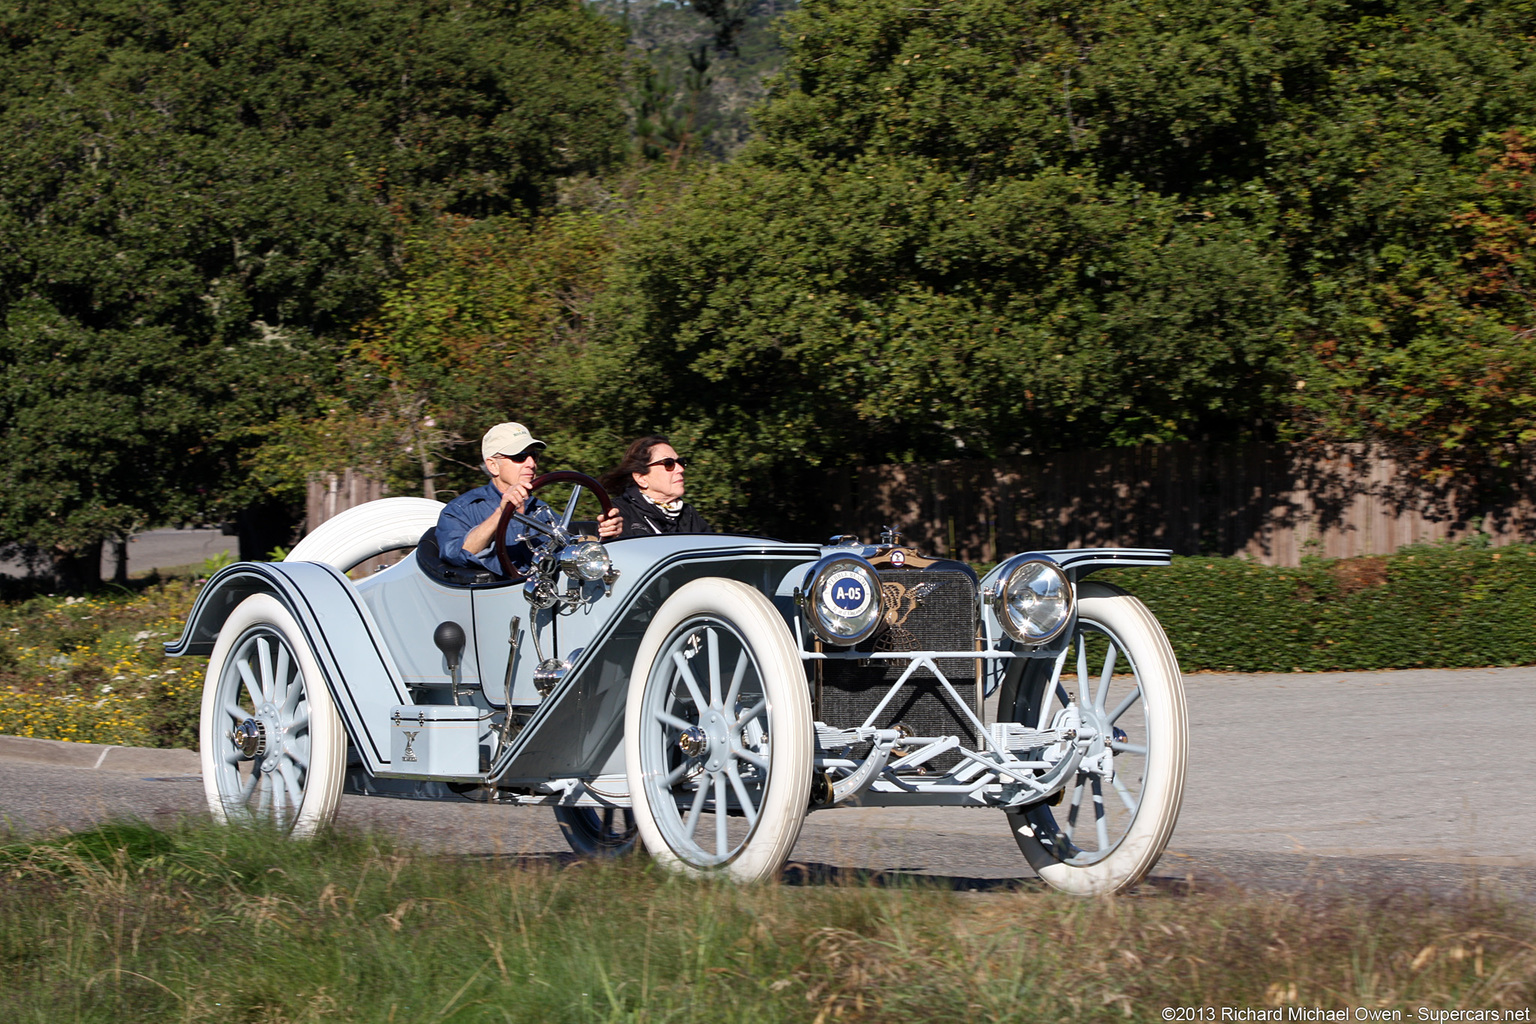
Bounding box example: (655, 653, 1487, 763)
(0, 734, 199, 775)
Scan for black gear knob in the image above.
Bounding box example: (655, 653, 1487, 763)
(433, 621, 466, 672)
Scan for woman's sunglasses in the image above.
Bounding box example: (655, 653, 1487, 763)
(647, 457, 688, 471)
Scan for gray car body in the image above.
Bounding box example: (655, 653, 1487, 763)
(167, 531, 1170, 792)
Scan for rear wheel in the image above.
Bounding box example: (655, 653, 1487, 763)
(624, 578, 812, 882)
(199, 595, 346, 836)
(1005, 582, 1187, 895)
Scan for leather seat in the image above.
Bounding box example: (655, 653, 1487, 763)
(414, 527, 504, 588)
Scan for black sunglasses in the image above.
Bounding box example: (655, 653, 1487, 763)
(497, 449, 540, 463)
(647, 456, 688, 471)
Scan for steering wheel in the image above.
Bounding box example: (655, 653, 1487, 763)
(493, 471, 614, 581)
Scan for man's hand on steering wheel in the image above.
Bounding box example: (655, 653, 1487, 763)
(494, 471, 618, 580)
(498, 477, 532, 516)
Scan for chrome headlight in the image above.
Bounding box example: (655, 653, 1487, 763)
(560, 541, 612, 582)
(992, 557, 1073, 645)
(799, 554, 885, 646)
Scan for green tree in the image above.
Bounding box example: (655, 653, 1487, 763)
(0, 0, 626, 582)
(251, 209, 627, 503)
(599, 0, 797, 160)
(1288, 126, 1536, 479)
(587, 0, 1536, 532)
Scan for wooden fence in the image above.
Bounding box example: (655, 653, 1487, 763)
(825, 443, 1536, 566)
(309, 445, 1536, 568)
(305, 469, 386, 533)
(305, 470, 395, 574)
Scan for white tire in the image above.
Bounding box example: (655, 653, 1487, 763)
(285, 497, 443, 571)
(1006, 582, 1187, 895)
(200, 595, 346, 836)
(624, 578, 813, 882)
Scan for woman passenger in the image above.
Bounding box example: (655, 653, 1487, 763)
(600, 435, 712, 539)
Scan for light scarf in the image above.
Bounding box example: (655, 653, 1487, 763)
(641, 491, 684, 518)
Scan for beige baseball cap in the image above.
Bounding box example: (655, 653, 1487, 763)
(481, 422, 546, 462)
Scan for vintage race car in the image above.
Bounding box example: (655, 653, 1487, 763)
(167, 473, 1186, 894)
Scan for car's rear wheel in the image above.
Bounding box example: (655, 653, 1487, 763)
(200, 595, 346, 836)
(624, 578, 812, 882)
(1004, 582, 1187, 895)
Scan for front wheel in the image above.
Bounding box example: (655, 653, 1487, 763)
(199, 595, 346, 836)
(1005, 582, 1187, 895)
(623, 578, 813, 882)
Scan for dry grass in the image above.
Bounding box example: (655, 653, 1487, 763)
(1, 821, 1531, 1022)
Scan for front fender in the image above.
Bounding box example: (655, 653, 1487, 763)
(165, 561, 413, 773)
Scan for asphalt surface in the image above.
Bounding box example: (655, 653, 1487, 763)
(3, 666, 1534, 900)
(0, 526, 237, 579)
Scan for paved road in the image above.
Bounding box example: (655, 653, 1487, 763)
(4, 666, 1533, 898)
(0, 527, 237, 579)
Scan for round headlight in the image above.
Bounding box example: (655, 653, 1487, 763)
(800, 554, 885, 646)
(562, 541, 612, 582)
(993, 558, 1073, 645)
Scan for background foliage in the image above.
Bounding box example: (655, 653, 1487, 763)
(1102, 541, 1536, 673)
(0, 580, 201, 748)
(601, 0, 796, 161)
(5, 0, 1536, 573)
(584, 0, 1536, 530)
(247, 209, 626, 502)
(0, 0, 627, 579)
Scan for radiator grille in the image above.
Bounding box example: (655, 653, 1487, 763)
(819, 568, 979, 770)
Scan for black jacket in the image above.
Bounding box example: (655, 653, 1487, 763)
(609, 484, 711, 540)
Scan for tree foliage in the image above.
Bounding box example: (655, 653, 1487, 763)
(11, 0, 1536, 556)
(599, 0, 798, 161)
(578, 0, 1536, 530)
(250, 209, 625, 503)
(0, 0, 626, 576)
(1290, 126, 1536, 477)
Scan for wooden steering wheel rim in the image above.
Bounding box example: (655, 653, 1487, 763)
(492, 471, 614, 581)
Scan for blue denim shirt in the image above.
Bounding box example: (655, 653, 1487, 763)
(435, 481, 560, 576)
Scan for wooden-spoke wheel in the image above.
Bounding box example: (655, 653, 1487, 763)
(199, 595, 345, 836)
(624, 579, 812, 882)
(1005, 582, 1187, 895)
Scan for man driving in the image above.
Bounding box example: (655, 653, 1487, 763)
(436, 422, 622, 577)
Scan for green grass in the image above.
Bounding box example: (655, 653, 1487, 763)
(0, 821, 1531, 1022)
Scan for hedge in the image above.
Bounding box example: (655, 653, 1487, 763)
(1095, 543, 1536, 673)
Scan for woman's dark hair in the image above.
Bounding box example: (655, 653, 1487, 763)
(600, 435, 671, 495)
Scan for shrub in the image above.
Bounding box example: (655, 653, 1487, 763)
(0, 582, 204, 747)
(1101, 543, 1536, 672)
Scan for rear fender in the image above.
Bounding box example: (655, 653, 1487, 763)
(164, 561, 413, 774)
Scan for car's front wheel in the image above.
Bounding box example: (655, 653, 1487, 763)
(1004, 582, 1187, 895)
(623, 578, 812, 882)
(199, 594, 346, 836)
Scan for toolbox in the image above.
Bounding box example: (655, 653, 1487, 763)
(387, 705, 481, 779)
